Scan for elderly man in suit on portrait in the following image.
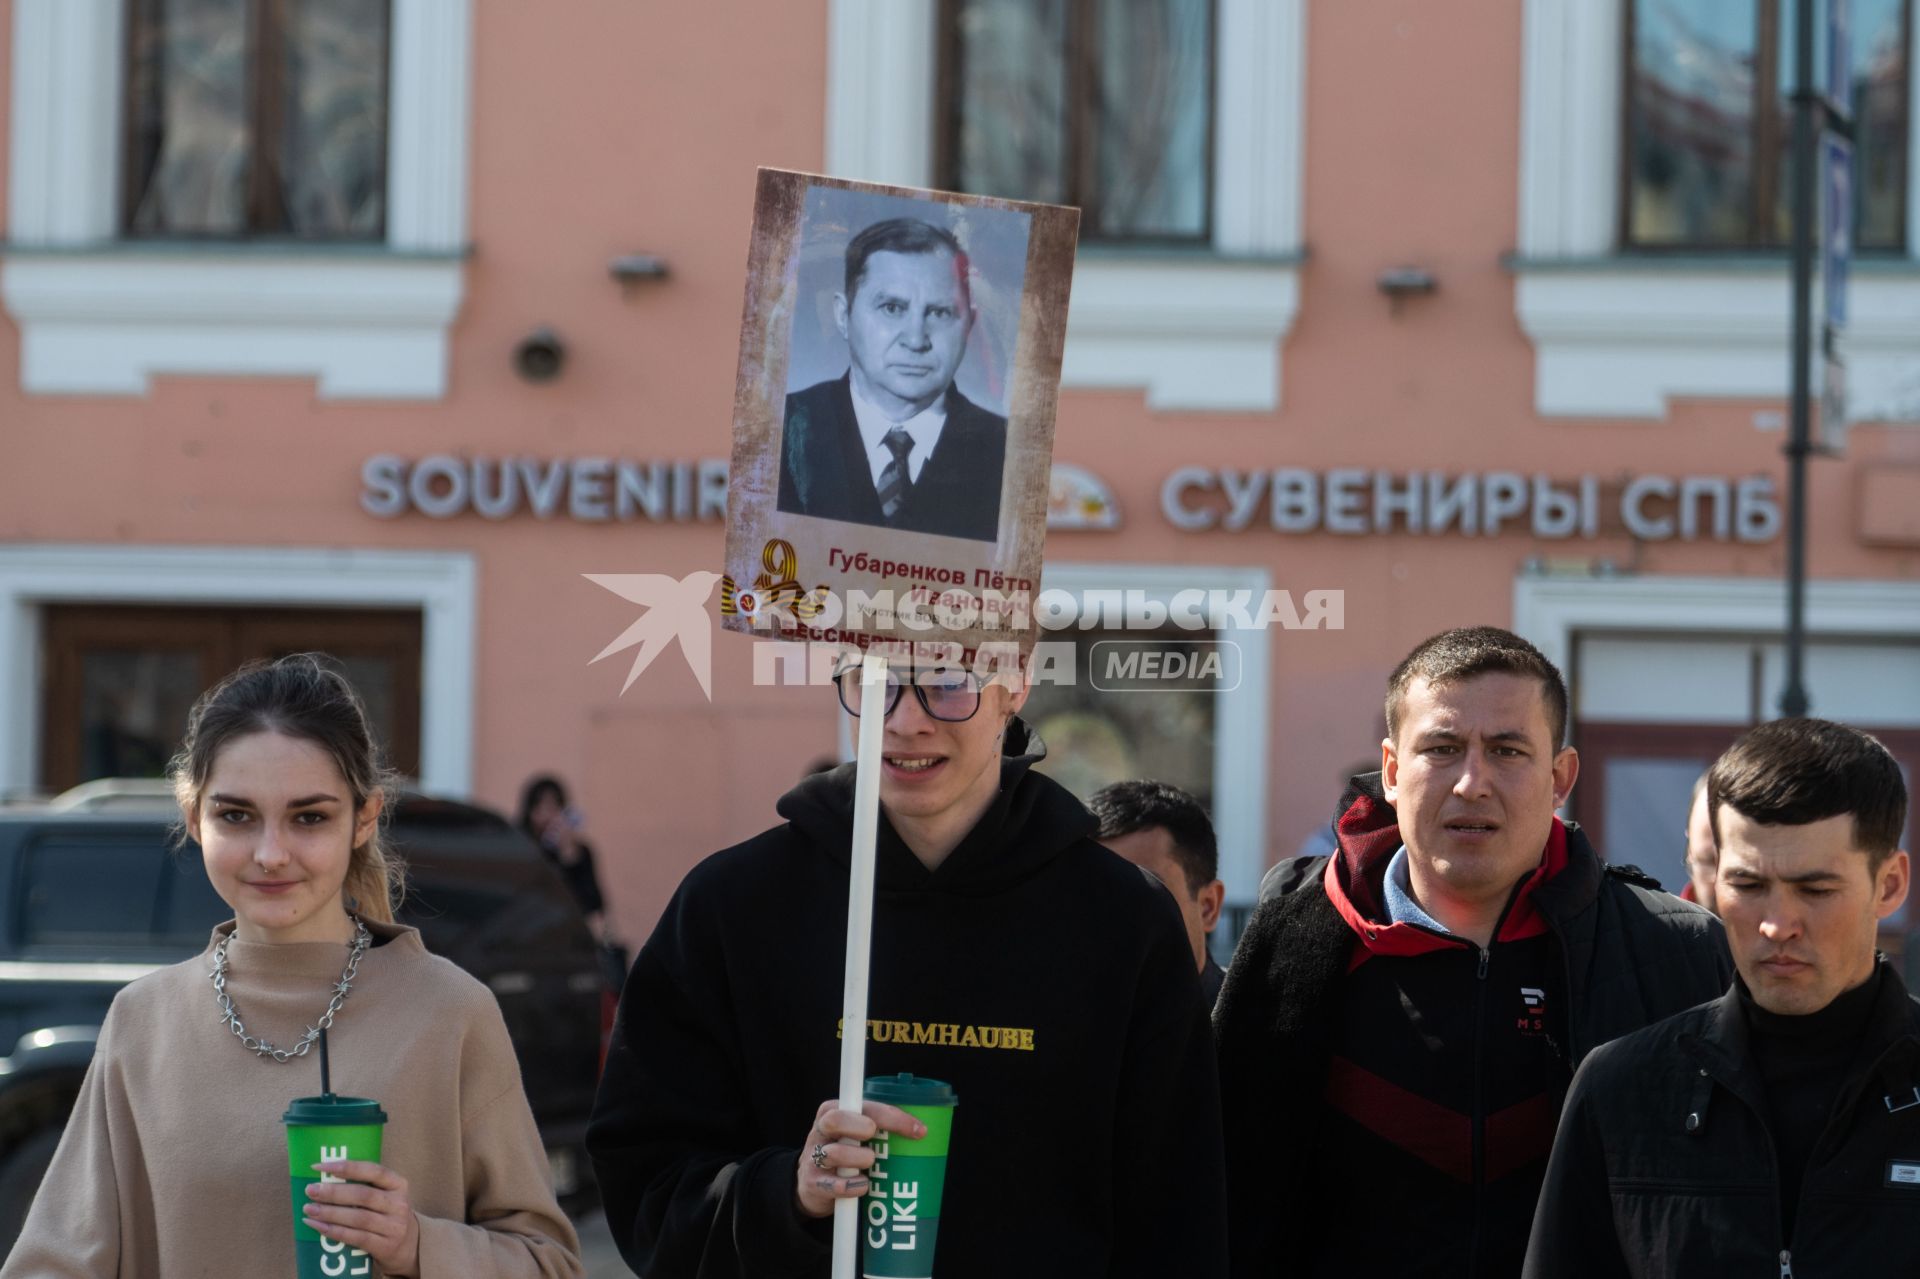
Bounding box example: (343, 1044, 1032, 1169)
(777, 217, 1007, 544)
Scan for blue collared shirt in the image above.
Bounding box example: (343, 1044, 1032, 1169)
(1383, 845, 1458, 936)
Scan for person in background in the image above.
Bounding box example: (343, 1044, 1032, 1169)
(1090, 780, 1228, 1005)
(1524, 718, 1917, 1277)
(518, 775, 626, 994)
(1216, 627, 1732, 1278)
(517, 775, 608, 936)
(1679, 771, 1719, 914)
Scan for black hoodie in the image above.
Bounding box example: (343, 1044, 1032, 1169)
(587, 721, 1228, 1278)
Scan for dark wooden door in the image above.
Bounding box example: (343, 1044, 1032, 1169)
(41, 605, 422, 793)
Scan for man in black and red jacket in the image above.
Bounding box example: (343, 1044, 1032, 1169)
(1215, 627, 1733, 1278)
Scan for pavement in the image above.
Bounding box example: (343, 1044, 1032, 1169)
(569, 1203, 629, 1277)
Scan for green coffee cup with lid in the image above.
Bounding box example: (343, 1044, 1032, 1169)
(861, 1073, 957, 1279)
(284, 1094, 386, 1279)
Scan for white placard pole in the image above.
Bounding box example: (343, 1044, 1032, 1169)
(831, 654, 889, 1278)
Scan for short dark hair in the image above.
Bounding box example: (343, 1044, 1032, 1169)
(844, 217, 970, 306)
(516, 773, 567, 839)
(1088, 780, 1218, 897)
(1385, 626, 1569, 749)
(1708, 718, 1907, 869)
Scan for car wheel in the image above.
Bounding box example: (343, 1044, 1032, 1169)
(0, 1125, 64, 1257)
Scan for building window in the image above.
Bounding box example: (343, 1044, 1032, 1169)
(39, 603, 422, 793)
(124, 0, 390, 240)
(1022, 627, 1220, 811)
(937, 0, 1214, 243)
(1624, 0, 1911, 252)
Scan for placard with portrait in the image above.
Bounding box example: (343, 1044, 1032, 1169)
(723, 168, 1078, 658)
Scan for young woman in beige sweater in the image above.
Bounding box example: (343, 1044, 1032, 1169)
(2, 656, 584, 1278)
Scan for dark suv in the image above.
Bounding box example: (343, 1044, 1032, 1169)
(0, 792, 604, 1252)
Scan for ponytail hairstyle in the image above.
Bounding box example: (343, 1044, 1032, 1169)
(169, 654, 406, 922)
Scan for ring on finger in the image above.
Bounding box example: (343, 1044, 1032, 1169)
(810, 1142, 830, 1171)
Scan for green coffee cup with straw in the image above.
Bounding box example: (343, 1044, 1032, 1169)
(283, 1029, 387, 1279)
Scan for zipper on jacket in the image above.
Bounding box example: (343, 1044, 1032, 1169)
(1698, 1058, 1794, 1274)
(1467, 943, 1490, 1275)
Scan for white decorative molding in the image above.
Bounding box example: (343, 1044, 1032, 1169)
(1513, 574, 1920, 682)
(1513, 0, 1920, 420)
(1065, 256, 1301, 411)
(0, 546, 477, 800)
(1516, 0, 1624, 258)
(2, 0, 473, 398)
(1215, 0, 1308, 254)
(1516, 268, 1920, 419)
(3, 0, 123, 244)
(388, 0, 473, 252)
(823, 0, 1306, 412)
(1043, 563, 1272, 915)
(823, 0, 938, 190)
(3, 255, 465, 398)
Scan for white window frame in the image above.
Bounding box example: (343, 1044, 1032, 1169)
(2, 0, 471, 400)
(1028, 563, 1272, 915)
(824, 0, 1306, 412)
(1513, 573, 1920, 699)
(0, 545, 477, 800)
(1513, 0, 1920, 420)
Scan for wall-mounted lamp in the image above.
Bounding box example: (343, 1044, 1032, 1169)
(514, 327, 566, 383)
(609, 254, 670, 287)
(1377, 266, 1438, 314)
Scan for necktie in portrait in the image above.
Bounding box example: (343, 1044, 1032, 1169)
(877, 427, 915, 520)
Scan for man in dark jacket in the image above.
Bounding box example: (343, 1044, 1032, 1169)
(1524, 718, 1918, 1279)
(1216, 627, 1732, 1278)
(588, 662, 1227, 1277)
(777, 217, 1007, 543)
(1091, 779, 1229, 1006)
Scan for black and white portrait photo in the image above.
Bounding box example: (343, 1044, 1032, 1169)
(777, 188, 1030, 544)
(724, 170, 1076, 654)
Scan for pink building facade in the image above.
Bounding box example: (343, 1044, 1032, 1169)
(4, 0, 1920, 955)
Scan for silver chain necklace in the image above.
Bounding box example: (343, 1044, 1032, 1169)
(209, 915, 370, 1062)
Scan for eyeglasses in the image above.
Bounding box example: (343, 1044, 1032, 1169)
(835, 665, 984, 722)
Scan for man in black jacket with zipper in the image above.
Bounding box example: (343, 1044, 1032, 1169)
(1216, 627, 1732, 1278)
(1524, 717, 1919, 1279)
(588, 661, 1227, 1277)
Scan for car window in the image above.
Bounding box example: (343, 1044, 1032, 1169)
(160, 850, 232, 945)
(20, 834, 169, 948)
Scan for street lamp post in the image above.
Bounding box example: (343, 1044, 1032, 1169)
(1782, 0, 1817, 719)
(1782, 0, 1852, 718)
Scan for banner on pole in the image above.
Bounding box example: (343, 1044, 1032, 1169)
(722, 169, 1079, 660)
(1821, 351, 1849, 455)
(1825, 0, 1853, 118)
(1821, 132, 1853, 335)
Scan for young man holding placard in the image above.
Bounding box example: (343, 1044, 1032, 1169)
(587, 660, 1228, 1277)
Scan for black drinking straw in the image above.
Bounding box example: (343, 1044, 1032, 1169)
(319, 1027, 332, 1099)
